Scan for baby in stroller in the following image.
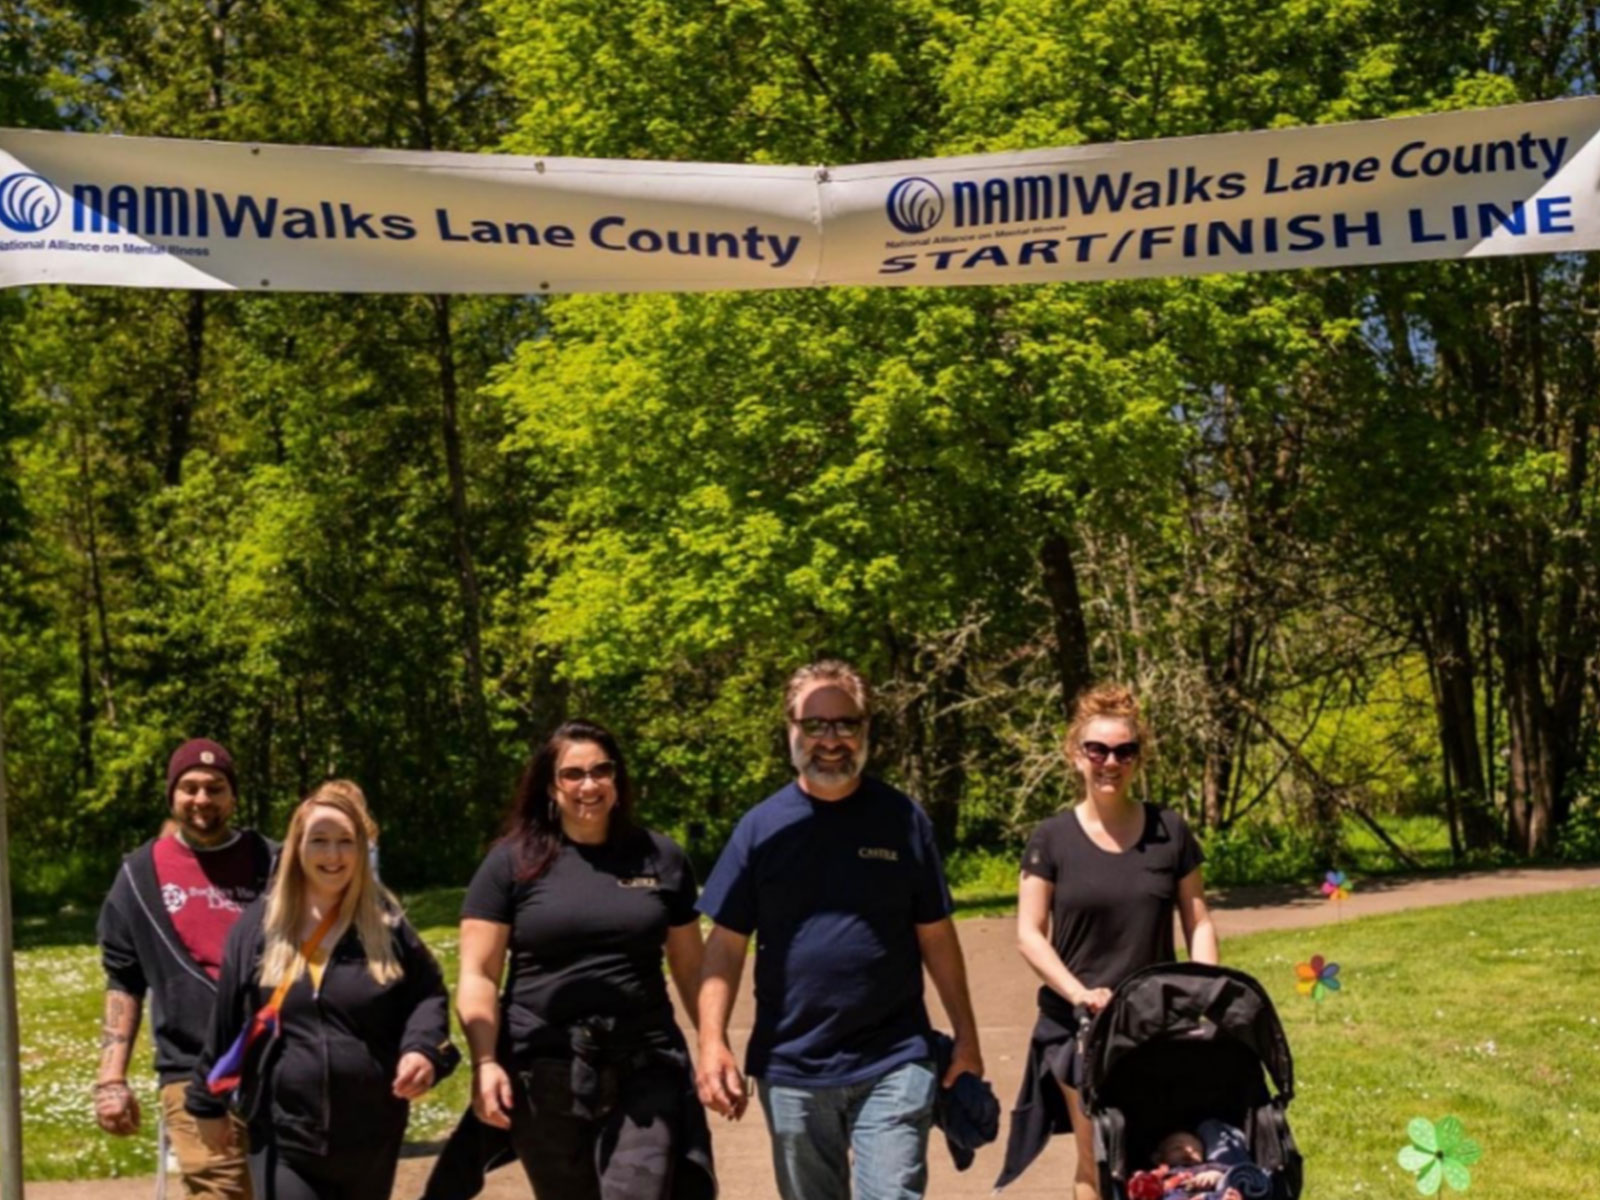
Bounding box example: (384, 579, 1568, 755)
(1127, 1118, 1271, 1199)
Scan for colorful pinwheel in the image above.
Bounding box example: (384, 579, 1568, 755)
(1398, 1116, 1481, 1195)
(1294, 955, 1340, 1001)
(1321, 869, 1351, 901)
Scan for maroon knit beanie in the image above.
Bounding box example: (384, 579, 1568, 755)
(166, 739, 238, 800)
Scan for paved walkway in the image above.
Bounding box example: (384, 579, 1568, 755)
(33, 865, 1600, 1199)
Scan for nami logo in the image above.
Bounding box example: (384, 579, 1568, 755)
(0, 172, 63, 233)
(885, 176, 945, 234)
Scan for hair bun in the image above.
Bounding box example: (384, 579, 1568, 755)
(1067, 682, 1150, 749)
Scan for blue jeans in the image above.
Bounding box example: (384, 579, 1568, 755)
(757, 1059, 937, 1200)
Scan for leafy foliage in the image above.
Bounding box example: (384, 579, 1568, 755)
(3, 0, 1600, 908)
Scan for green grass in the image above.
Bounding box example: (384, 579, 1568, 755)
(11, 894, 475, 1181)
(1219, 889, 1600, 1199)
(12, 886, 1600, 1197)
(945, 847, 1024, 915)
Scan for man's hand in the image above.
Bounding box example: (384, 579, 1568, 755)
(915, 916, 985, 1089)
(194, 1115, 235, 1154)
(470, 1061, 515, 1130)
(392, 1051, 436, 1100)
(695, 1039, 747, 1120)
(941, 1032, 985, 1088)
(94, 990, 142, 1135)
(92, 1080, 140, 1136)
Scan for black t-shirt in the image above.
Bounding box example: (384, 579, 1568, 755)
(1021, 803, 1203, 1012)
(461, 828, 698, 1058)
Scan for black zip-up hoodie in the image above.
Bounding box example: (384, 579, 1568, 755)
(97, 832, 276, 1086)
(185, 896, 457, 1156)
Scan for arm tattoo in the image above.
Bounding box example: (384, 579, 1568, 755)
(104, 991, 141, 1028)
(98, 991, 142, 1072)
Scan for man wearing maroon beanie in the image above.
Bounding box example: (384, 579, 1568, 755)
(94, 739, 274, 1199)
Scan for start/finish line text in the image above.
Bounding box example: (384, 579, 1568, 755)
(878, 196, 1576, 275)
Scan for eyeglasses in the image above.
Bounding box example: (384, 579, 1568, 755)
(1081, 741, 1141, 765)
(556, 762, 617, 786)
(794, 717, 866, 739)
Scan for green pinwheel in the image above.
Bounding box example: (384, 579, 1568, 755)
(1398, 1116, 1482, 1194)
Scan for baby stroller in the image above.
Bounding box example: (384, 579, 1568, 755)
(1078, 962, 1303, 1200)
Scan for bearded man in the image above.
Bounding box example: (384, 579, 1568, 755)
(695, 659, 983, 1200)
(94, 739, 273, 1199)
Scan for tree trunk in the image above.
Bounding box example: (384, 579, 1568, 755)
(924, 663, 966, 852)
(164, 0, 229, 485)
(429, 295, 494, 763)
(76, 426, 116, 724)
(1038, 530, 1092, 718)
(1439, 737, 1462, 862)
(1549, 409, 1595, 833)
(1496, 588, 1554, 855)
(293, 682, 312, 798)
(75, 604, 95, 788)
(165, 292, 206, 486)
(409, 0, 496, 810)
(206, 0, 234, 115)
(253, 699, 274, 831)
(1479, 586, 1496, 815)
(1425, 584, 1496, 849)
(1199, 613, 1253, 830)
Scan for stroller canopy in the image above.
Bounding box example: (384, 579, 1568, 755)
(1080, 962, 1295, 1107)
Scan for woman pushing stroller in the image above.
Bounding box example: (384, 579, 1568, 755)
(996, 683, 1221, 1199)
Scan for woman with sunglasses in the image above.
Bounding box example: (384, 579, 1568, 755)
(449, 719, 715, 1200)
(995, 685, 1219, 1199)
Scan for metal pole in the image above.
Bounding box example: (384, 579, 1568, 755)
(0, 660, 24, 1199)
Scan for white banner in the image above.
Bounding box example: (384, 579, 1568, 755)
(3, 97, 1600, 294)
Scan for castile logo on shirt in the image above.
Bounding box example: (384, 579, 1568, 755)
(858, 847, 900, 861)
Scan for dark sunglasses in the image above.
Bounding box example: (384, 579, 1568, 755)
(795, 717, 865, 739)
(1081, 740, 1141, 765)
(556, 761, 617, 786)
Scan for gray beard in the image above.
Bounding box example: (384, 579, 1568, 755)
(791, 739, 868, 788)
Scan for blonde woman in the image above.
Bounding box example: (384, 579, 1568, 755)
(187, 781, 455, 1200)
(995, 685, 1219, 1198)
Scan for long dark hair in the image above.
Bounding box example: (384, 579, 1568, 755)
(504, 719, 636, 883)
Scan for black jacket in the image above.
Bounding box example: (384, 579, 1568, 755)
(419, 1036, 716, 1200)
(995, 1005, 1079, 1191)
(185, 897, 457, 1156)
(97, 832, 275, 1086)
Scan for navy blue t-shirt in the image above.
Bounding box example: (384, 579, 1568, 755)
(697, 776, 954, 1087)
